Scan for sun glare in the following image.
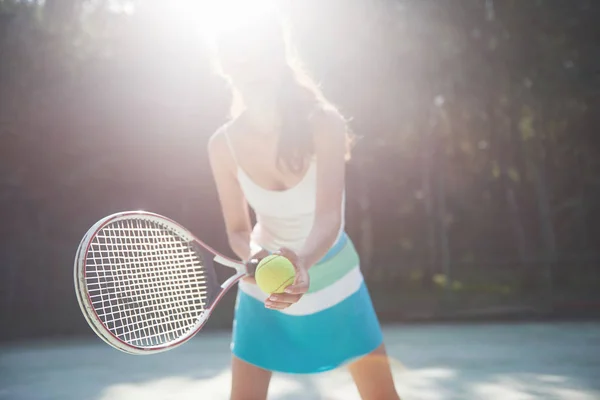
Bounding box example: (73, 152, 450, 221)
(185, 0, 279, 38)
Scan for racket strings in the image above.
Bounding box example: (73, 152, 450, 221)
(85, 218, 209, 348)
(115, 220, 202, 345)
(86, 280, 208, 303)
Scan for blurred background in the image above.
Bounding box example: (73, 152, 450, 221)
(0, 0, 599, 399)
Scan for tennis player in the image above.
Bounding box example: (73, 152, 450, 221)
(207, 13, 401, 400)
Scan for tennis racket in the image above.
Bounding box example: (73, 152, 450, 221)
(74, 210, 254, 355)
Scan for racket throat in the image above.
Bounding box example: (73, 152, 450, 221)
(211, 255, 247, 289)
(220, 271, 246, 289)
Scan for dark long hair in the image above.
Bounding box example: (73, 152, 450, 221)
(211, 16, 354, 174)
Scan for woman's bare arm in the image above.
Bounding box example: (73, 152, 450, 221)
(207, 128, 254, 262)
(295, 109, 347, 270)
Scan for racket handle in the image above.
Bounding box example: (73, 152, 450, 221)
(246, 258, 260, 277)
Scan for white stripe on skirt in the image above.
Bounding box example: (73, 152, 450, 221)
(238, 265, 363, 316)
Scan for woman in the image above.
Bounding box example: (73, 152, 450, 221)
(207, 12, 401, 400)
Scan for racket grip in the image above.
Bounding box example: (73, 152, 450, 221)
(246, 258, 259, 277)
(245, 248, 271, 276)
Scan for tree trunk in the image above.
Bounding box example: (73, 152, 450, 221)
(434, 106, 452, 299)
(422, 113, 437, 284)
(355, 161, 373, 270)
(44, 0, 79, 28)
(505, 186, 529, 264)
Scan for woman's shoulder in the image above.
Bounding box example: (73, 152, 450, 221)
(308, 103, 354, 161)
(309, 104, 349, 144)
(207, 117, 245, 171)
(207, 117, 243, 155)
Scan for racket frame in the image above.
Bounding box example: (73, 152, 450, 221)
(74, 210, 247, 355)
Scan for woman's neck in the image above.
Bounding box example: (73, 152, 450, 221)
(242, 100, 281, 135)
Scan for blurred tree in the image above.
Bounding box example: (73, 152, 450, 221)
(0, 0, 598, 339)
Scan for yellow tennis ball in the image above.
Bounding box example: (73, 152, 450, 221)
(255, 255, 296, 294)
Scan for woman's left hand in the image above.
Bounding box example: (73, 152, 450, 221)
(265, 248, 310, 310)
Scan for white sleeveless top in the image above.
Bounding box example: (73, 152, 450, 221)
(224, 132, 345, 256)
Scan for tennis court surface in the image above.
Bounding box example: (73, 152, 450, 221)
(1, 321, 599, 400)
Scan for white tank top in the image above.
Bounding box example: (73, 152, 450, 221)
(224, 131, 345, 255)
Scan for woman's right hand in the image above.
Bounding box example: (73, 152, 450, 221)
(243, 248, 270, 284)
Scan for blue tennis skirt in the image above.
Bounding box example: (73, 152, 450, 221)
(231, 233, 383, 374)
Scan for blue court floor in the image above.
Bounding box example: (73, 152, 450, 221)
(1, 321, 599, 400)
